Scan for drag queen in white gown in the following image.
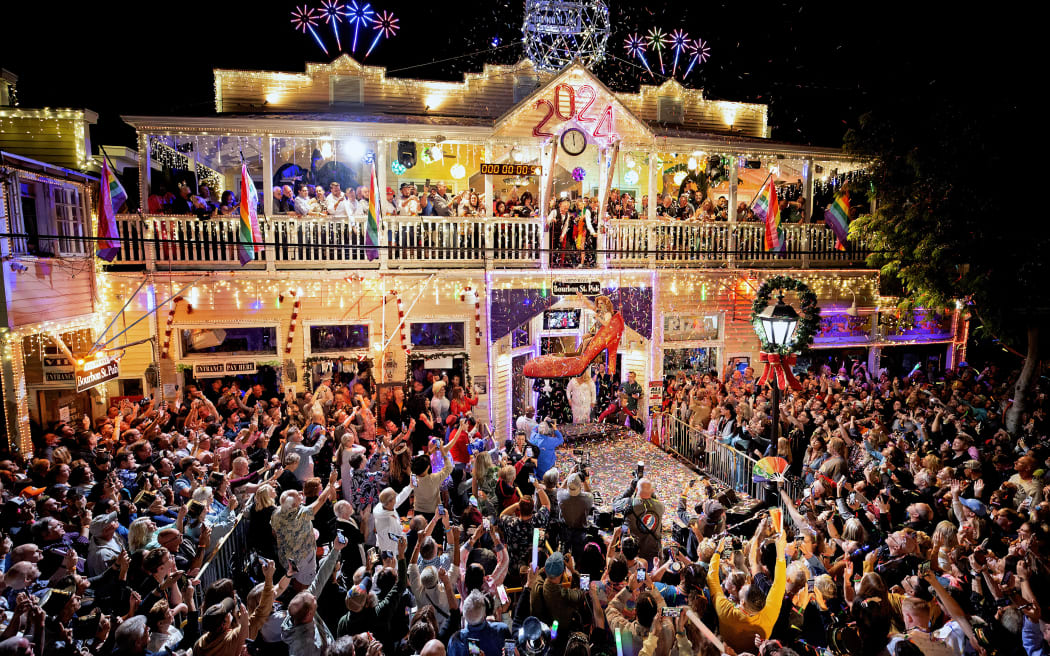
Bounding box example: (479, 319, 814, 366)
(566, 368, 597, 424)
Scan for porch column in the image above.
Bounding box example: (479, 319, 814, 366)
(727, 154, 739, 268)
(647, 150, 658, 220)
(262, 136, 274, 218)
(263, 135, 277, 272)
(376, 140, 389, 270)
(803, 158, 815, 223)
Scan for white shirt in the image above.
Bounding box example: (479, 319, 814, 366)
(398, 196, 420, 216)
(374, 486, 414, 553)
(516, 415, 538, 436)
(326, 193, 351, 218)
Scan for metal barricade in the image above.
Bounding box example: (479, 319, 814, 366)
(192, 510, 252, 608)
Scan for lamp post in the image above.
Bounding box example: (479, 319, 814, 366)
(757, 293, 799, 447)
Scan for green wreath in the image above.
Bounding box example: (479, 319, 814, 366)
(751, 275, 821, 355)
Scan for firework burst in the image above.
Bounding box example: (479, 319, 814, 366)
(290, 5, 328, 55)
(646, 27, 668, 74)
(319, 0, 344, 51)
(683, 38, 711, 78)
(624, 33, 651, 73)
(669, 29, 689, 76)
(365, 10, 399, 58)
(343, 0, 374, 54)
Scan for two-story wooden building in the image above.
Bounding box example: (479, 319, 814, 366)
(1, 57, 968, 450)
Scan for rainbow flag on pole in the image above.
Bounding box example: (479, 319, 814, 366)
(365, 163, 381, 261)
(237, 161, 263, 265)
(823, 190, 850, 251)
(751, 175, 784, 252)
(95, 156, 127, 261)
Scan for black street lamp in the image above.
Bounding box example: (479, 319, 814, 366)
(757, 293, 799, 447)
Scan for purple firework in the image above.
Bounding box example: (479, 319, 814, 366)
(365, 10, 399, 58)
(291, 5, 329, 55)
(624, 33, 652, 73)
(318, 0, 344, 51)
(669, 29, 689, 76)
(683, 38, 711, 78)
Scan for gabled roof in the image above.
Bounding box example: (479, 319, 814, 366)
(493, 60, 652, 139)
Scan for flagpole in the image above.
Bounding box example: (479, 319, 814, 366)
(748, 171, 774, 211)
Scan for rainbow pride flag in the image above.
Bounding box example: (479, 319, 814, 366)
(95, 156, 127, 261)
(824, 190, 850, 251)
(752, 175, 784, 252)
(237, 161, 263, 265)
(365, 164, 381, 261)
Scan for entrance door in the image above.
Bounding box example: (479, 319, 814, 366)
(511, 353, 533, 419)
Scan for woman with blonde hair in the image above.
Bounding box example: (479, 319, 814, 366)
(495, 464, 519, 510)
(337, 428, 365, 496)
(128, 516, 158, 553)
(249, 483, 279, 561)
(472, 450, 499, 513)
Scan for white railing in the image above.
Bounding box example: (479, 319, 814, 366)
(109, 214, 867, 270)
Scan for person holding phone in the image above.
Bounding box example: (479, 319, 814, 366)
(373, 485, 413, 556)
(411, 437, 454, 543)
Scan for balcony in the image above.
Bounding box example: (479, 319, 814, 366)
(110, 214, 868, 271)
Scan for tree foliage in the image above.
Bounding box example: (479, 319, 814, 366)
(845, 100, 1049, 344)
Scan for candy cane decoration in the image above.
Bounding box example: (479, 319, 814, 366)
(390, 289, 410, 355)
(460, 286, 482, 346)
(160, 296, 191, 359)
(284, 289, 301, 354)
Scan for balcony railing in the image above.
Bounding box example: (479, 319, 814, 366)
(110, 214, 868, 270)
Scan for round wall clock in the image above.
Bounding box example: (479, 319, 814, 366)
(560, 128, 588, 156)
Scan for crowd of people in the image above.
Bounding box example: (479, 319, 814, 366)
(144, 176, 812, 226)
(4, 348, 1043, 656)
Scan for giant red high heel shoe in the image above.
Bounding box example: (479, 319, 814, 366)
(523, 313, 625, 379)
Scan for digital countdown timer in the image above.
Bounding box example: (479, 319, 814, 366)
(479, 163, 543, 176)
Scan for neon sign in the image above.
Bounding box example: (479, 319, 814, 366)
(532, 83, 615, 139)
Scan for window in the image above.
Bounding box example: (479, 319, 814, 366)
(664, 347, 719, 376)
(511, 322, 531, 349)
(663, 313, 720, 342)
(17, 181, 40, 255)
(180, 326, 278, 356)
(408, 321, 465, 349)
(309, 323, 370, 352)
(53, 186, 86, 255)
(329, 75, 364, 107)
(657, 96, 684, 124)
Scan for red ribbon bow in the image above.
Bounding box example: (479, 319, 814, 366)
(757, 351, 802, 391)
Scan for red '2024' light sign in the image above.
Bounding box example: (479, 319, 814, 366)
(533, 84, 615, 138)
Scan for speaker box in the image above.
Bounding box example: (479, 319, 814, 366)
(397, 141, 416, 169)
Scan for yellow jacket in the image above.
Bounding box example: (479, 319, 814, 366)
(706, 551, 786, 653)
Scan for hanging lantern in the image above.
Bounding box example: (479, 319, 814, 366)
(687, 157, 698, 171)
(450, 163, 466, 179)
(391, 160, 407, 175)
(572, 167, 587, 181)
(625, 155, 636, 169)
(624, 170, 639, 185)
(673, 171, 687, 186)
(364, 150, 376, 164)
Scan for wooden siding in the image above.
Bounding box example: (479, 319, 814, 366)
(0, 116, 92, 169)
(6, 258, 95, 327)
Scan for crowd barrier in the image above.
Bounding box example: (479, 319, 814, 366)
(651, 412, 806, 525)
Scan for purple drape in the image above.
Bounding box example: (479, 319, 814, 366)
(489, 287, 653, 342)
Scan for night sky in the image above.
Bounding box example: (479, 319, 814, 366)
(0, 1, 1015, 151)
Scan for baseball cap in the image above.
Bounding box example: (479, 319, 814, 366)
(201, 598, 235, 633)
(544, 551, 565, 578)
(89, 511, 118, 539)
(959, 498, 988, 517)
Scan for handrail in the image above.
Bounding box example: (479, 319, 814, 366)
(107, 213, 868, 270)
(652, 411, 805, 521)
